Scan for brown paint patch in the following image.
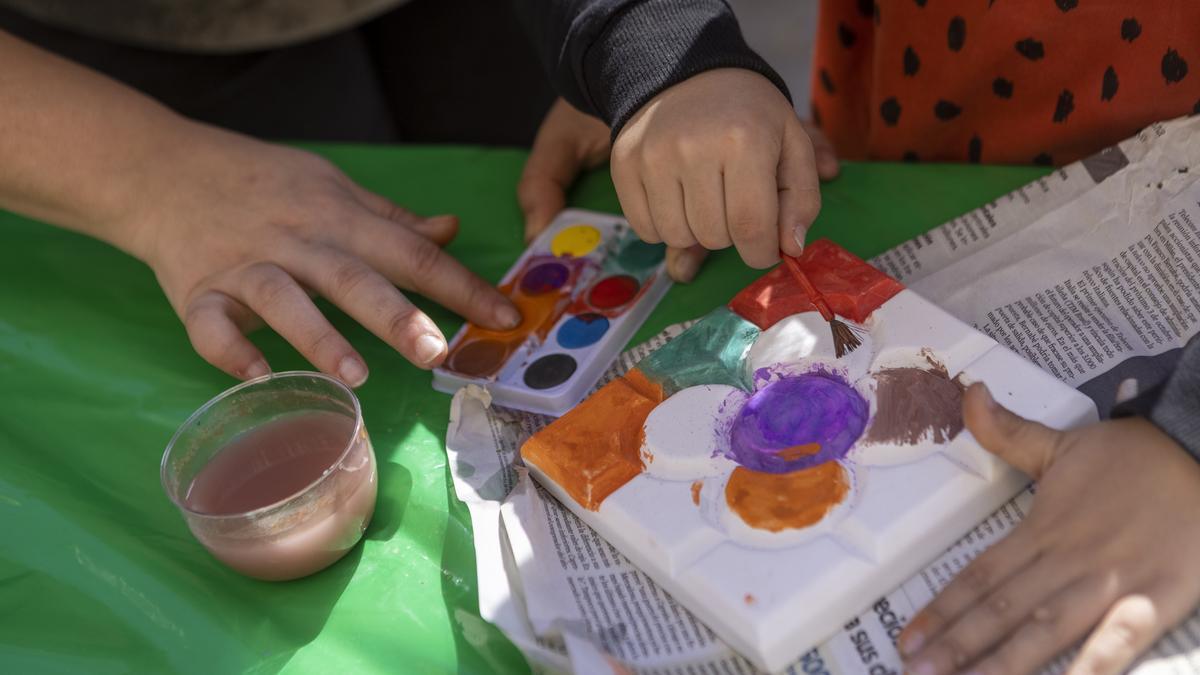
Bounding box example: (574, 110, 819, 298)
(744, 594, 756, 605)
(444, 261, 576, 378)
(446, 339, 510, 378)
(865, 367, 966, 445)
(521, 368, 665, 510)
(774, 442, 821, 461)
(724, 462, 849, 532)
(691, 481, 702, 505)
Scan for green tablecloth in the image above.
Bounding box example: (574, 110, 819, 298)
(0, 144, 1047, 674)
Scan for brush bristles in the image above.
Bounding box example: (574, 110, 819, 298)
(830, 319, 863, 358)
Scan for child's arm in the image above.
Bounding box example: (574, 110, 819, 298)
(517, 0, 831, 269)
(0, 29, 519, 383)
(899, 360, 1200, 675)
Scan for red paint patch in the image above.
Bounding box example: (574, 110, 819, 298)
(728, 239, 904, 329)
(588, 275, 640, 310)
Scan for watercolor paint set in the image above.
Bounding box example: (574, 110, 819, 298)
(521, 240, 1098, 672)
(432, 209, 671, 416)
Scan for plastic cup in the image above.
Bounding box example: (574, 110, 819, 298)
(161, 372, 377, 581)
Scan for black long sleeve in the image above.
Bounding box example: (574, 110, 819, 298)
(515, 0, 790, 136)
(1114, 334, 1200, 462)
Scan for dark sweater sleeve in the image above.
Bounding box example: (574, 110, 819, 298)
(515, 0, 791, 136)
(1113, 333, 1200, 462)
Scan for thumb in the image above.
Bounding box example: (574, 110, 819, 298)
(963, 382, 1064, 479)
(801, 120, 841, 181)
(776, 116, 822, 257)
(518, 115, 594, 242)
(517, 157, 570, 244)
(665, 245, 708, 283)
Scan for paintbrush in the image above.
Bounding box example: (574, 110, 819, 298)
(781, 253, 863, 358)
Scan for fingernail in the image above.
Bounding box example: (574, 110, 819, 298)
(337, 356, 369, 388)
(899, 629, 925, 656)
(243, 359, 270, 380)
(671, 251, 703, 283)
(415, 334, 446, 365)
(496, 304, 522, 330)
(907, 658, 936, 675)
(793, 224, 808, 252)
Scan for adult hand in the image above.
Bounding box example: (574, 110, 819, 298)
(127, 124, 521, 386)
(899, 383, 1200, 675)
(611, 68, 838, 272)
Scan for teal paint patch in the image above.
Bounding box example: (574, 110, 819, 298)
(637, 307, 761, 395)
(616, 236, 666, 271)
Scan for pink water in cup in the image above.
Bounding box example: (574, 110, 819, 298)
(161, 372, 377, 581)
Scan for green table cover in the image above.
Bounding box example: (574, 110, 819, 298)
(0, 144, 1047, 674)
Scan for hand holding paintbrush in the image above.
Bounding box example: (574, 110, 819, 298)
(781, 253, 863, 358)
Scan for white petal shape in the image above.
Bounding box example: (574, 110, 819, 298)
(641, 384, 744, 481)
(745, 311, 873, 385)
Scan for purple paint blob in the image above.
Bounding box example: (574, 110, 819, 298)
(728, 373, 868, 473)
(520, 262, 570, 295)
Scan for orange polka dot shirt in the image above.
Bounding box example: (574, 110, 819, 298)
(810, 1, 1200, 166)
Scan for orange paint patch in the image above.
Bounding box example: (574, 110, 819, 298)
(774, 443, 821, 461)
(725, 462, 849, 532)
(444, 259, 579, 378)
(744, 594, 756, 605)
(691, 481, 702, 505)
(521, 368, 665, 510)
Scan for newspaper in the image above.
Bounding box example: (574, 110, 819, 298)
(445, 115, 1200, 674)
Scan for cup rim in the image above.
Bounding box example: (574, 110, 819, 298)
(160, 370, 365, 521)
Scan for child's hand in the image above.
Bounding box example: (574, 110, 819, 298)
(612, 68, 837, 270)
(899, 384, 1200, 675)
(520, 98, 714, 283)
(128, 125, 520, 386)
(519, 98, 612, 244)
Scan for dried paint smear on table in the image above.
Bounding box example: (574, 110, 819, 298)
(522, 239, 976, 537)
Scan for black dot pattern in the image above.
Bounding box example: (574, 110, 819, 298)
(809, 5, 1200, 166)
(1121, 18, 1142, 42)
(1015, 38, 1045, 61)
(904, 46, 920, 76)
(880, 97, 902, 125)
(948, 17, 966, 52)
(1054, 89, 1076, 123)
(1101, 66, 1119, 101)
(839, 23, 857, 48)
(820, 68, 836, 94)
(934, 100, 963, 120)
(1163, 48, 1189, 84)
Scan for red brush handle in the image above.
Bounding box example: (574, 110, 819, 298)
(782, 254, 834, 322)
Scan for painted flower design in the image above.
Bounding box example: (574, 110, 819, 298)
(522, 240, 995, 552)
(638, 308, 976, 550)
